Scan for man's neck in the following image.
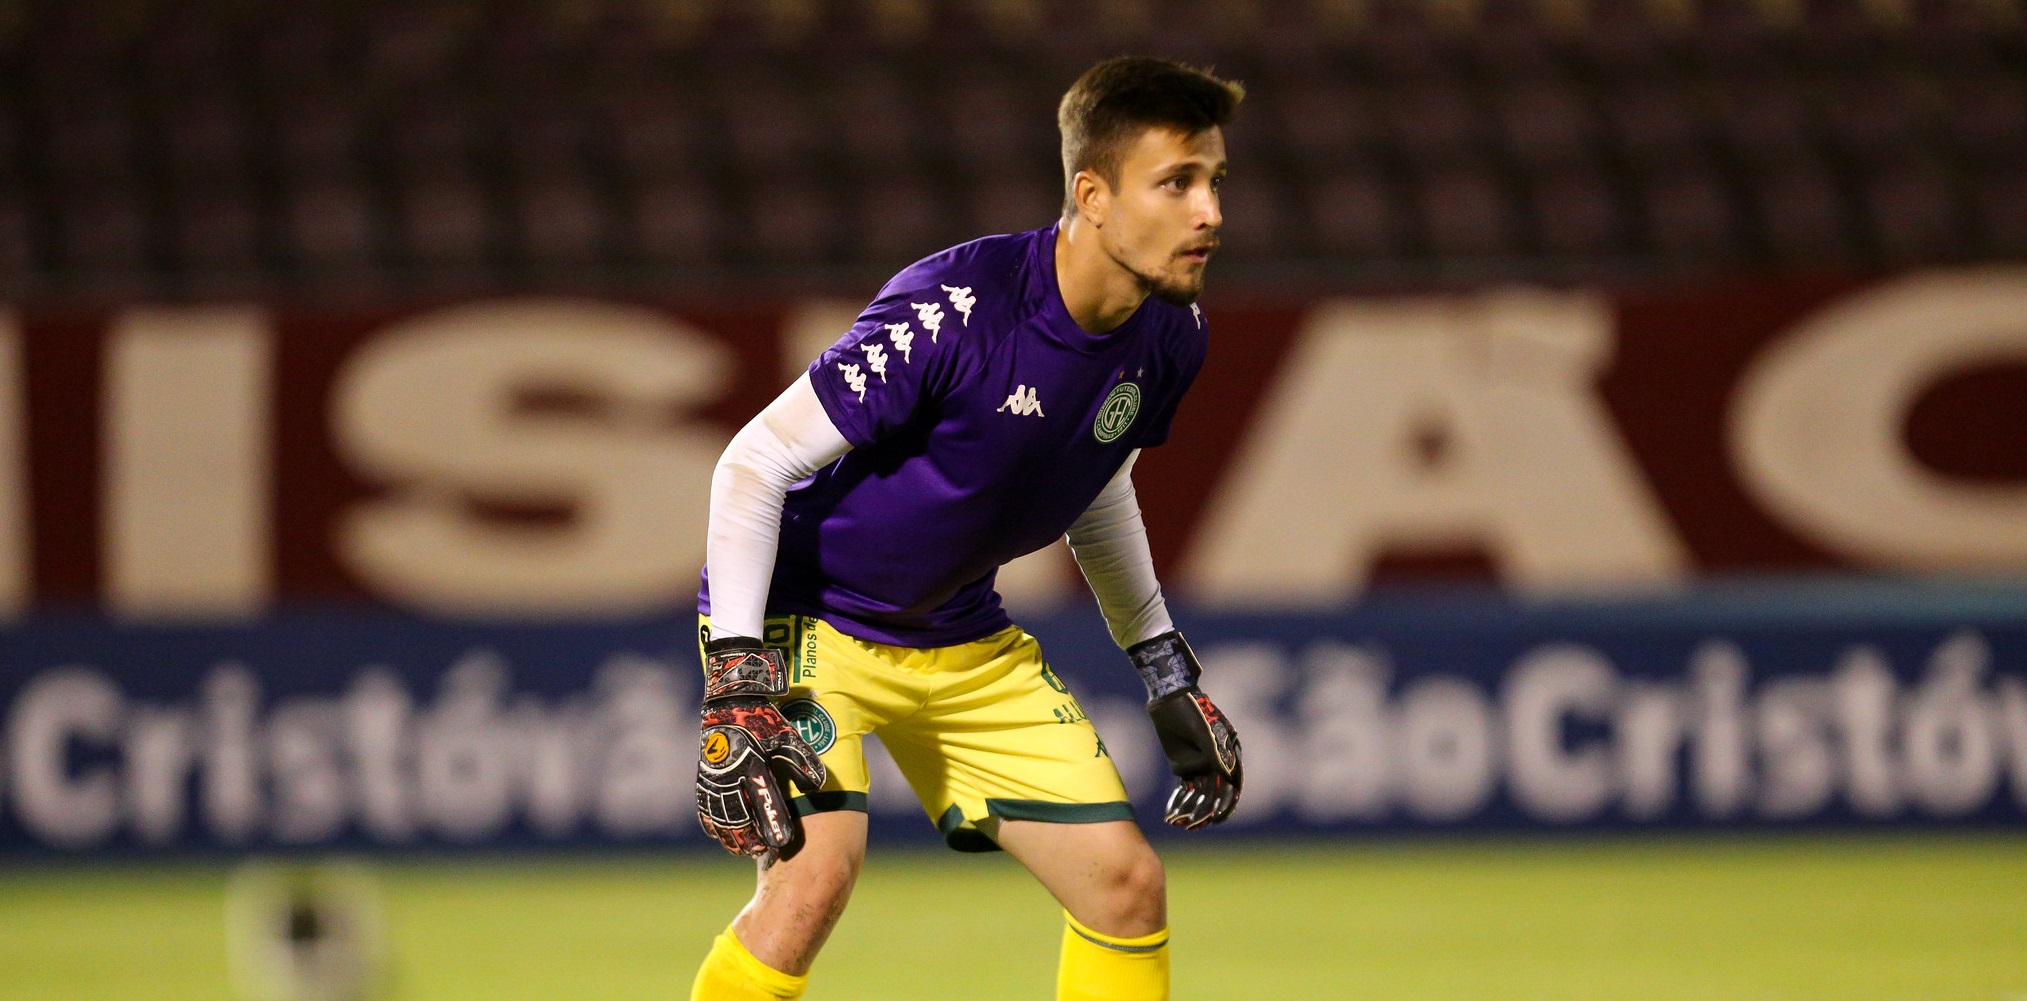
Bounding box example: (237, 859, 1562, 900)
(1055, 217, 1148, 335)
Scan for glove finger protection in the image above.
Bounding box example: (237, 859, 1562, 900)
(696, 639, 829, 863)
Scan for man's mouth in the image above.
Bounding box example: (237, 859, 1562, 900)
(1180, 243, 1217, 263)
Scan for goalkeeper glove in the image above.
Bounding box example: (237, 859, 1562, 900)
(695, 636, 828, 863)
(1128, 630, 1242, 829)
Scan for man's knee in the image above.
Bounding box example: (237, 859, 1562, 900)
(734, 811, 868, 976)
(1089, 843, 1166, 934)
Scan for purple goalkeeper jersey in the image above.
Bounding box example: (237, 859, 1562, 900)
(699, 223, 1208, 647)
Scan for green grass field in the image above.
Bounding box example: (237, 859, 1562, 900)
(2, 835, 2023, 1001)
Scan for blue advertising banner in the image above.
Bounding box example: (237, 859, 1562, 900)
(3, 583, 2025, 855)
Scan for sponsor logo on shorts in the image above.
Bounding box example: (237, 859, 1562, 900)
(1093, 381, 1140, 443)
(781, 699, 837, 754)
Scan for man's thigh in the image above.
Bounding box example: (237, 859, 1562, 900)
(877, 626, 1135, 851)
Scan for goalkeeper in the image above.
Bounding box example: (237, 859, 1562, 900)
(691, 57, 1244, 1001)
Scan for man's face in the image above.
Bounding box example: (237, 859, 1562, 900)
(1092, 125, 1227, 305)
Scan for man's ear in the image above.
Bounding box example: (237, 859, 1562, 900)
(1073, 169, 1109, 227)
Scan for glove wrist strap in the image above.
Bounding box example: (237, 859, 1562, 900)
(1126, 631, 1201, 702)
(703, 640, 790, 703)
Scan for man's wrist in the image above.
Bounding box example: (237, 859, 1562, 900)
(703, 641, 789, 703)
(1126, 630, 1201, 702)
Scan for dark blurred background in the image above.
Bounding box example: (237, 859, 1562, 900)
(4, 0, 2024, 304)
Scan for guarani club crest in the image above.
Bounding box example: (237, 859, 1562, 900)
(781, 699, 837, 754)
(1093, 381, 1141, 443)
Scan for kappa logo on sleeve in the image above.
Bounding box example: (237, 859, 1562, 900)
(862, 341, 889, 382)
(911, 301, 945, 342)
(884, 322, 914, 363)
(941, 284, 976, 325)
(838, 362, 868, 401)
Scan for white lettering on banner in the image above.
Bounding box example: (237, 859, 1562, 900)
(103, 306, 273, 619)
(1688, 642, 1753, 817)
(1999, 676, 2027, 808)
(416, 652, 515, 841)
(0, 652, 696, 848)
(0, 311, 24, 618)
(1901, 632, 2001, 815)
(1294, 644, 1392, 822)
(6, 668, 124, 847)
(1177, 631, 2027, 827)
(3, 636, 2023, 848)
(346, 669, 416, 841)
(1396, 678, 1501, 821)
(268, 698, 346, 843)
(1831, 646, 1903, 817)
(202, 665, 263, 842)
(1505, 645, 1617, 822)
(1731, 267, 2027, 571)
(1186, 289, 1689, 607)
(1613, 681, 1684, 820)
(124, 706, 195, 844)
(331, 299, 731, 617)
(1754, 677, 1835, 818)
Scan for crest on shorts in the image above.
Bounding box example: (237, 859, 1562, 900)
(1093, 381, 1141, 443)
(781, 699, 837, 754)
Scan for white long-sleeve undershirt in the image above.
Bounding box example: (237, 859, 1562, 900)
(1065, 451, 1176, 649)
(705, 373, 851, 641)
(704, 374, 1175, 650)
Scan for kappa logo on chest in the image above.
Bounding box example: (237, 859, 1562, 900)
(997, 384, 1045, 418)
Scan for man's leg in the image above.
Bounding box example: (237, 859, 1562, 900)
(692, 810, 868, 1000)
(997, 818, 1170, 1001)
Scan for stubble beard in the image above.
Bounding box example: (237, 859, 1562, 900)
(1124, 255, 1206, 306)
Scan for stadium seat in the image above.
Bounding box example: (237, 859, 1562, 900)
(1418, 166, 1519, 257)
(5, 0, 2019, 293)
(631, 176, 721, 266)
(850, 175, 950, 265)
(285, 182, 380, 270)
(517, 179, 609, 268)
(1491, 78, 1596, 170)
(55, 184, 152, 274)
(397, 171, 493, 268)
(1304, 168, 1402, 257)
(1531, 167, 1624, 255)
(168, 185, 264, 272)
(1752, 159, 1855, 263)
(1639, 161, 1742, 260)
(1864, 158, 1964, 263)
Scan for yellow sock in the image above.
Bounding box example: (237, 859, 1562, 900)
(1057, 910, 1170, 1001)
(691, 926, 809, 1001)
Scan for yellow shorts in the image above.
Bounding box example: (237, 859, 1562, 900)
(698, 615, 1133, 851)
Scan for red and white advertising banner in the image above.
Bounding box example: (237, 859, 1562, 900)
(2, 266, 2024, 621)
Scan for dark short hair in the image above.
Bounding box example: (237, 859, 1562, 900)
(1058, 56, 1245, 213)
